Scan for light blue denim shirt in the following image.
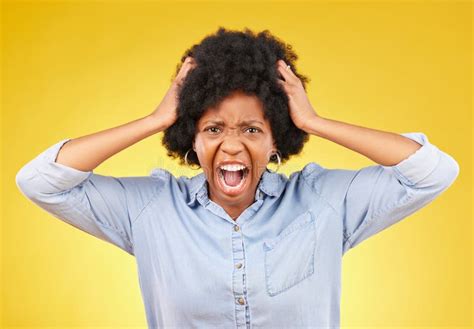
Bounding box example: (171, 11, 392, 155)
(15, 132, 459, 329)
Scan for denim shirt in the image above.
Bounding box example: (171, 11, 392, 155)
(15, 132, 459, 329)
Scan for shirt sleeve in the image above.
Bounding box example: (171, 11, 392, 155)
(300, 132, 460, 256)
(15, 138, 166, 256)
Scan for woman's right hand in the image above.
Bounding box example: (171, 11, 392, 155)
(149, 56, 197, 130)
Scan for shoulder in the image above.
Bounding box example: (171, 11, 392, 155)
(298, 162, 359, 187)
(289, 161, 359, 213)
(116, 167, 173, 191)
(147, 167, 204, 203)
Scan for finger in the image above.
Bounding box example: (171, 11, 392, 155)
(277, 60, 296, 83)
(276, 78, 287, 90)
(185, 57, 196, 67)
(178, 57, 194, 72)
(183, 60, 196, 72)
(181, 58, 194, 70)
(177, 59, 196, 80)
(280, 60, 298, 80)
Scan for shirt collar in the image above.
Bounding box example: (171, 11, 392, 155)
(186, 168, 286, 207)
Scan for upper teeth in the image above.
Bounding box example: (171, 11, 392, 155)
(220, 164, 246, 171)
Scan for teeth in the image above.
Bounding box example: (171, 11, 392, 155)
(219, 164, 246, 171)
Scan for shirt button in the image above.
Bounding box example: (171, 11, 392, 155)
(234, 225, 240, 232)
(235, 263, 243, 269)
(237, 297, 245, 305)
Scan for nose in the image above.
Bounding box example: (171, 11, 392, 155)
(220, 128, 244, 155)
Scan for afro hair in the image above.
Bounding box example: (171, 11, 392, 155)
(162, 26, 311, 167)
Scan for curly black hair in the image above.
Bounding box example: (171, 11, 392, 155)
(162, 26, 311, 167)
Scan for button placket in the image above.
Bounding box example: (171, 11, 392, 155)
(232, 224, 248, 327)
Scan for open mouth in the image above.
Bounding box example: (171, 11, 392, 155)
(216, 165, 250, 195)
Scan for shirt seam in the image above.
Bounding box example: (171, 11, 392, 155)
(67, 189, 134, 253)
(299, 172, 341, 217)
(131, 171, 170, 227)
(345, 188, 415, 249)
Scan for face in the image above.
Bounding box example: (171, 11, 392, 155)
(193, 91, 277, 208)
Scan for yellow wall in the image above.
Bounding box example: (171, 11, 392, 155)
(2, 0, 471, 327)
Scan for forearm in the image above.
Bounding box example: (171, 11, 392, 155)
(305, 116, 422, 166)
(55, 114, 167, 172)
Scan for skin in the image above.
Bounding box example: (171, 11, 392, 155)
(193, 90, 277, 220)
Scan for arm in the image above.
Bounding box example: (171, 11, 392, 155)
(301, 116, 459, 255)
(55, 114, 166, 171)
(15, 56, 196, 254)
(303, 117, 459, 256)
(300, 128, 459, 255)
(15, 115, 169, 255)
(276, 59, 460, 255)
(304, 116, 424, 167)
(275, 58, 427, 167)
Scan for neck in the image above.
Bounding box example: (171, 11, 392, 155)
(225, 204, 250, 221)
(208, 185, 257, 221)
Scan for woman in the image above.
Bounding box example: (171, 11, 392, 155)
(16, 27, 459, 328)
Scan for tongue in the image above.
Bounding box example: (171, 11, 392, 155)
(223, 170, 243, 187)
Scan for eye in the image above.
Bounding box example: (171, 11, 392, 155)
(205, 126, 221, 134)
(246, 127, 261, 134)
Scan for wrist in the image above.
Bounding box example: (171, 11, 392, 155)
(302, 115, 325, 136)
(143, 114, 170, 134)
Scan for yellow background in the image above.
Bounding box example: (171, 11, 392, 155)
(2, 0, 471, 328)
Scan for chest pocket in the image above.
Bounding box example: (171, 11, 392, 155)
(263, 210, 317, 297)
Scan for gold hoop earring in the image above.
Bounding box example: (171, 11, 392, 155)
(184, 148, 200, 170)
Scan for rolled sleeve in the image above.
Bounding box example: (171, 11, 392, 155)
(385, 132, 460, 188)
(16, 138, 93, 196)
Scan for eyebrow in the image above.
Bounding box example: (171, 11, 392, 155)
(202, 119, 264, 126)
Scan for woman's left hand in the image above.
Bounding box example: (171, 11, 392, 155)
(276, 59, 319, 133)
